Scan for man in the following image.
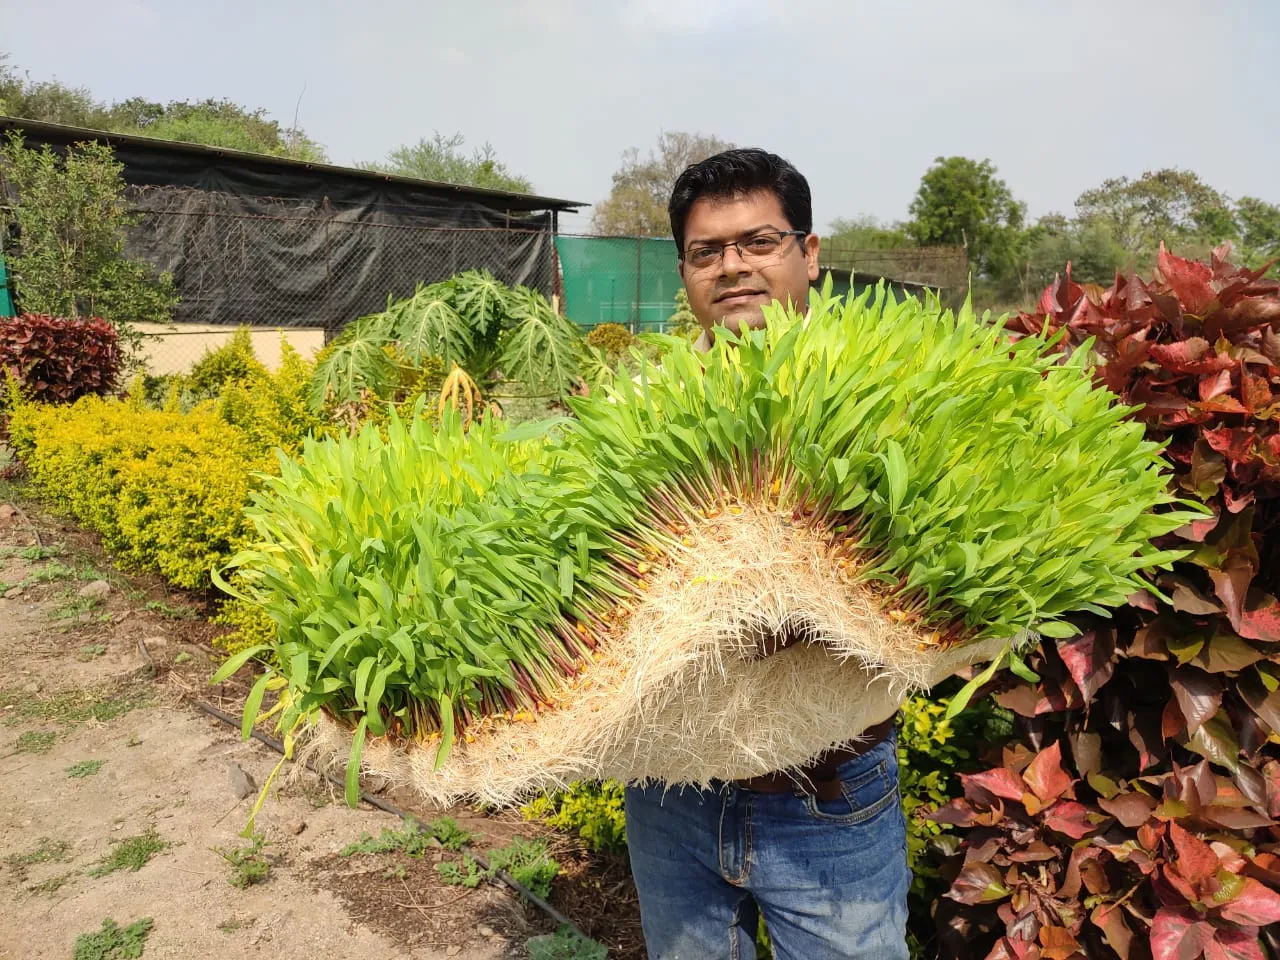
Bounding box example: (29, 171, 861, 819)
(622, 148, 909, 960)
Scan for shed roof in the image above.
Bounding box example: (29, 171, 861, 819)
(0, 116, 585, 215)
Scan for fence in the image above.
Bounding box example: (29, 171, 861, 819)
(134, 323, 327, 376)
(120, 185, 560, 373)
(0, 186, 972, 374)
(819, 243, 970, 296)
(0, 242, 12, 317)
(556, 235, 682, 334)
(553, 236, 969, 337)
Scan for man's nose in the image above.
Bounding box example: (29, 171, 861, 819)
(719, 243, 753, 278)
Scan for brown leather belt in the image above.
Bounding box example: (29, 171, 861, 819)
(734, 716, 896, 802)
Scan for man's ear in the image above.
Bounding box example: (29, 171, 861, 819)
(804, 234, 820, 282)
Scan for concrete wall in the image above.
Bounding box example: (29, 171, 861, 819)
(133, 323, 325, 376)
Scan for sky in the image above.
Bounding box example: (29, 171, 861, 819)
(3, 0, 1278, 234)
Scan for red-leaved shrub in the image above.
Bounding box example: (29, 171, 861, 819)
(0, 313, 120, 403)
(928, 245, 1280, 960)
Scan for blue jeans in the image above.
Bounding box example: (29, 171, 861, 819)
(624, 732, 909, 960)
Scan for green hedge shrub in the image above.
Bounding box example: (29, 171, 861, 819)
(187, 327, 266, 398)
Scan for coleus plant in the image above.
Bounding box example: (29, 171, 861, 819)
(928, 244, 1280, 960)
(0, 313, 119, 403)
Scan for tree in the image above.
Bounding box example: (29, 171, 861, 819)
(1074, 168, 1234, 261)
(0, 53, 326, 162)
(361, 132, 532, 193)
(825, 214, 914, 251)
(0, 131, 177, 351)
(1235, 196, 1280, 268)
(101, 96, 166, 131)
(906, 156, 1025, 279)
(114, 98, 327, 162)
(1013, 213, 1126, 295)
(0, 57, 107, 129)
(591, 131, 735, 238)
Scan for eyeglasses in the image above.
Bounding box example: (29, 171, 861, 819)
(682, 230, 807, 271)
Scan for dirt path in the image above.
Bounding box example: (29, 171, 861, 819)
(0, 506, 596, 960)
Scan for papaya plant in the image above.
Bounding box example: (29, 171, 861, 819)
(310, 270, 583, 412)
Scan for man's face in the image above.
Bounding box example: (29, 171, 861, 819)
(678, 189, 820, 336)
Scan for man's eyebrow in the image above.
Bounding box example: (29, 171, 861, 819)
(686, 223, 785, 246)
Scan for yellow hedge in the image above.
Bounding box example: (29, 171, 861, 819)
(215, 342, 319, 455)
(10, 397, 270, 589)
(7, 341, 325, 592)
(211, 596, 278, 656)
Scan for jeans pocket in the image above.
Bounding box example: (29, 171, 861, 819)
(803, 758, 898, 825)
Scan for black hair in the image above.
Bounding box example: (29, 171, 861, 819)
(667, 148, 812, 255)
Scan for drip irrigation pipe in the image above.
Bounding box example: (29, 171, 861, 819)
(190, 698, 588, 941)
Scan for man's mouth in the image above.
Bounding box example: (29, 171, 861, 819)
(715, 288, 767, 305)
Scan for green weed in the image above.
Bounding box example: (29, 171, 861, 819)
(382, 864, 407, 880)
(342, 819, 558, 900)
(50, 595, 100, 621)
(436, 855, 484, 888)
(67, 759, 106, 778)
(87, 828, 171, 878)
(436, 836, 560, 899)
(72, 917, 153, 960)
(4, 837, 72, 881)
(340, 825, 433, 857)
(430, 817, 474, 851)
(214, 833, 271, 889)
(15, 729, 56, 753)
(339, 818, 473, 857)
(1, 683, 149, 726)
(486, 836, 559, 899)
(145, 600, 199, 620)
(78, 643, 109, 661)
(526, 926, 609, 960)
(0, 558, 76, 594)
(0, 544, 66, 561)
(74, 564, 114, 582)
(0, 477, 22, 504)
(23, 545, 64, 561)
(27, 870, 76, 895)
(26, 562, 75, 585)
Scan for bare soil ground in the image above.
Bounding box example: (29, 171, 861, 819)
(0, 500, 644, 959)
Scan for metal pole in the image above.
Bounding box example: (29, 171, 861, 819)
(550, 210, 563, 308)
(322, 196, 334, 339)
(633, 236, 642, 334)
